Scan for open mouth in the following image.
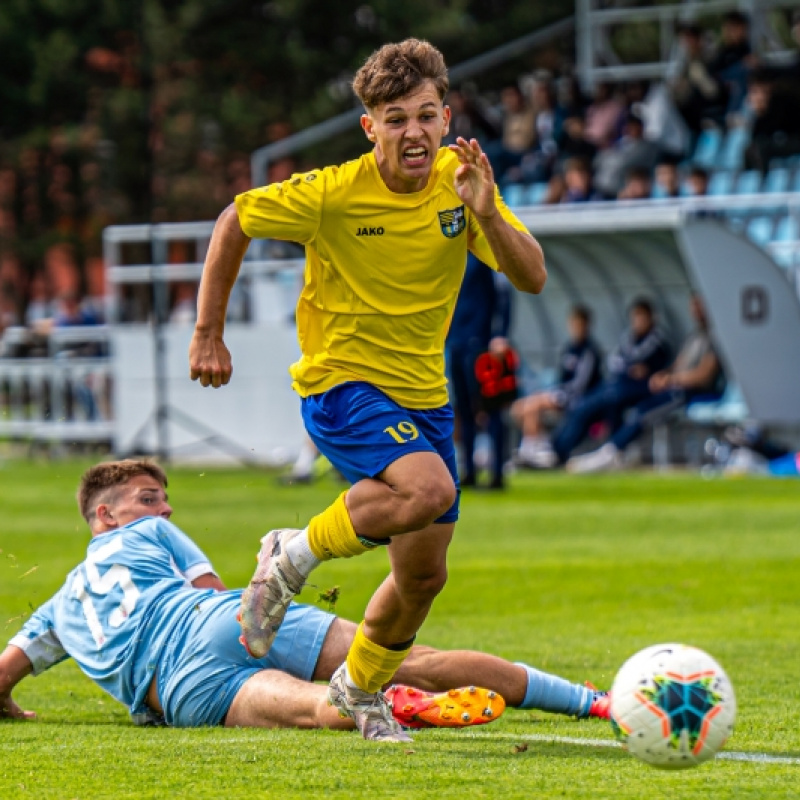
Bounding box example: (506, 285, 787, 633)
(402, 146, 428, 167)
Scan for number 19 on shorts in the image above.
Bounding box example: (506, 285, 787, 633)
(383, 421, 419, 444)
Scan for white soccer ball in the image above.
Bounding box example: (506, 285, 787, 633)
(609, 643, 736, 769)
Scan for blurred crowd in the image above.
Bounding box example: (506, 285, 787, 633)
(2, 10, 800, 344)
(462, 11, 800, 202)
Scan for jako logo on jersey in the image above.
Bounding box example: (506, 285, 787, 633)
(438, 205, 466, 238)
(357, 227, 385, 236)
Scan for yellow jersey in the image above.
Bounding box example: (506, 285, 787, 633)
(235, 147, 530, 409)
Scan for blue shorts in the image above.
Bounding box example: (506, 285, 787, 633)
(302, 381, 460, 523)
(156, 591, 335, 727)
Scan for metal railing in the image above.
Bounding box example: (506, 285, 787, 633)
(0, 326, 113, 447)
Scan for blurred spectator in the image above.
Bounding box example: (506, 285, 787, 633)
(593, 114, 660, 199)
(53, 291, 100, 328)
(512, 305, 602, 468)
(743, 71, 800, 173)
(526, 298, 672, 468)
(485, 85, 535, 184)
(671, 23, 724, 135)
(517, 76, 564, 183)
(445, 88, 500, 146)
(584, 83, 626, 150)
(617, 167, 652, 201)
(170, 282, 198, 325)
(685, 167, 710, 197)
(653, 159, 682, 198)
(561, 158, 600, 203)
(709, 11, 754, 116)
(567, 295, 725, 473)
(24, 273, 54, 327)
(446, 253, 513, 490)
(555, 112, 597, 170)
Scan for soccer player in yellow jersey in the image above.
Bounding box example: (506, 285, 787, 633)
(189, 39, 546, 742)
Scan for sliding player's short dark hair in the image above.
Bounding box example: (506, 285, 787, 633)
(353, 38, 449, 109)
(77, 460, 167, 522)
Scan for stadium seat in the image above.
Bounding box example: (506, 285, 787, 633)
(693, 129, 723, 168)
(746, 216, 775, 247)
(792, 170, 800, 193)
(717, 127, 749, 171)
(763, 167, 790, 193)
(526, 182, 550, 204)
(707, 171, 734, 196)
(734, 170, 761, 195)
(502, 183, 525, 208)
(774, 215, 800, 242)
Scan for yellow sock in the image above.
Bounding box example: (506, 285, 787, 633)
(307, 491, 375, 560)
(345, 622, 412, 694)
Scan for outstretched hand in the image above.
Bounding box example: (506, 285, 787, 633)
(448, 137, 497, 220)
(0, 696, 36, 721)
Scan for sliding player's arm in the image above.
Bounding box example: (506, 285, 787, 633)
(0, 645, 36, 721)
(450, 137, 546, 295)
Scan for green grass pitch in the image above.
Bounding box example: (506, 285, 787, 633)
(1, 461, 799, 799)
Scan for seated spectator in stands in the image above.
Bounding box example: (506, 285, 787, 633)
(23, 273, 54, 328)
(170, 282, 198, 325)
(710, 11, 754, 116)
(526, 298, 672, 468)
(485, 85, 535, 185)
(744, 71, 800, 173)
(444, 88, 500, 146)
(53, 291, 100, 328)
(447, 253, 514, 490)
(584, 83, 626, 150)
(567, 295, 724, 473)
(594, 114, 660, 199)
(671, 23, 725, 135)
(653, 159, 682, 198)
(685, 166, 710, 197)
(617, 167, 652, 200)
(512, 305, 602, 468)
(561, 158, 600, 203)
(555, 112, 597, 171)
(518, 76, 564, 184)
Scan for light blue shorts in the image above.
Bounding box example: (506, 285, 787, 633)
(155, 591, 335, 727)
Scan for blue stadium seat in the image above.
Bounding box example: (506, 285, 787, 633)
(763, 168, 790, 193)
(792, 171, 800, 192)
(693, 129, 723, 168)
(734, 170, 761, 195)
(774, 215, 800, 242)
(717, 127, 749, 171)
(502, 184, 525, 208)
(746, 216, 775, 247)
(526, 182, 550, 205)
(707, 171, 734, 196)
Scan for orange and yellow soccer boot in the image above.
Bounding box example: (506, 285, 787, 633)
(385, 684, 505, 729)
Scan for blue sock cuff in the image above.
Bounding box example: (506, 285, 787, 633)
(515, 662, 592, 717)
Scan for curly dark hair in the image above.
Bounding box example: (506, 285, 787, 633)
(352, 38, 448, 109)
(77, 460, 167, 522)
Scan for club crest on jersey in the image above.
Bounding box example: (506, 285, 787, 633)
(438, 205, 466, 238)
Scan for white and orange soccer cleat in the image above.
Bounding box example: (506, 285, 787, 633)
(385, 684, 505, 729)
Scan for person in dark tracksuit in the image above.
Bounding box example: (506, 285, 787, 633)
(446, 252, 512, 489)
(512, 305, 602, 467)
(527, 298, 671, 468)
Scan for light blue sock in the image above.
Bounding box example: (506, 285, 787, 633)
(515, 662, 593, 717)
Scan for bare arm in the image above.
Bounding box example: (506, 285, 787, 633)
(191, 573, 227, 592)
(189, 203, 252, 388)
(449, 137, 546, 295)
(0, 645, 36, 721)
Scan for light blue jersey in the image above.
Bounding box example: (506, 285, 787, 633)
(9, 516, 336, 726)
(10, 517, 215, 718)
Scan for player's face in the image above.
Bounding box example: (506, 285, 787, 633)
(362, 81, 451, 193)
(103, 475, 173, 528)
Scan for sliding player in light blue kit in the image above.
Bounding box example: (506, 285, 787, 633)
(0, 460, 609, 729)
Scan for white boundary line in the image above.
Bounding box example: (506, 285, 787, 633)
(450, 731, 800, 765)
